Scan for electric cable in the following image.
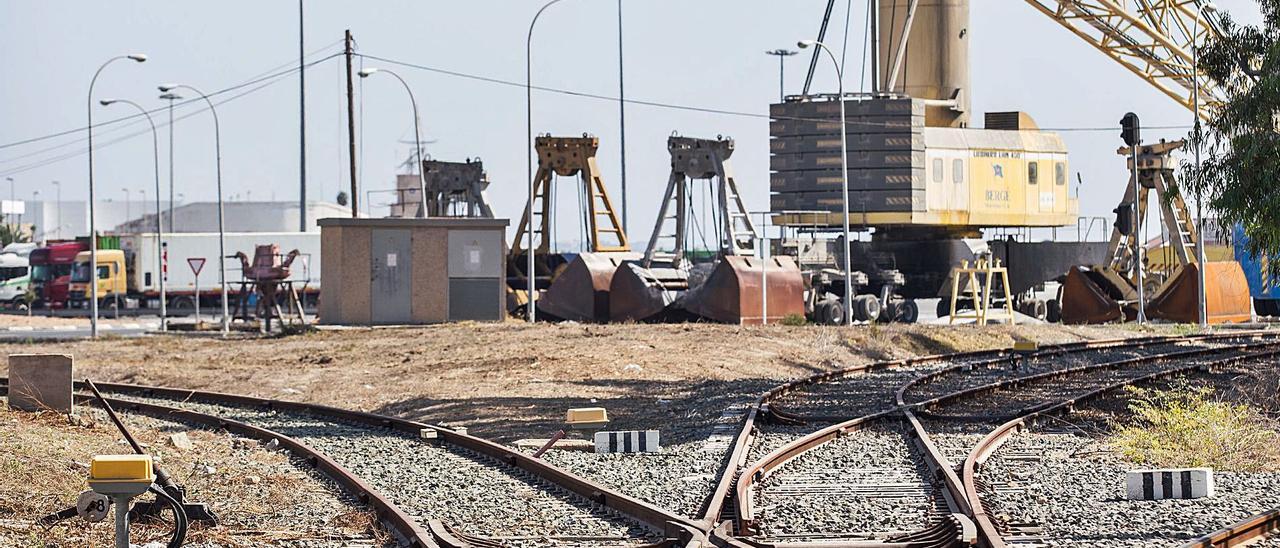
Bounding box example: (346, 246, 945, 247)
(147, 484, 188, 548)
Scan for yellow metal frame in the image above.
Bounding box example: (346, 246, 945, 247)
(949, 258, 1016, 326)
(511, 136, 630, 256)
(1023, 0, 1224, 120)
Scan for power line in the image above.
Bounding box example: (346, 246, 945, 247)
(354, 52, 1194, 134)
(0, 54, 341, 178)
(0, 44, 344, 154)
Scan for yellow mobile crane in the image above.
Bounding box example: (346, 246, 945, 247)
(777, 0, 1248, 323)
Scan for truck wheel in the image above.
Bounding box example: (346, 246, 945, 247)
(898, 299, 919, 324)
(853, 295, 881, 323)
(936, 299, 952, 319)
(1046, 299, 1063, 323)
(1034, 299, 1048, 321)
(824, 300, 845, 326)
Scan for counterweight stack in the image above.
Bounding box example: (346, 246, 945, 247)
(610, 136, 804, 324)
(509, 135, 637, 322)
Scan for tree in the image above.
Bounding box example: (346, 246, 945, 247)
(1185, 2, 1280, 276)
(0, 219, 31, 246)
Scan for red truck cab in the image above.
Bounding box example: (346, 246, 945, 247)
(29, 241, 89, 309)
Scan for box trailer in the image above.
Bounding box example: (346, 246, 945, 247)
(68, 232, 321, 310)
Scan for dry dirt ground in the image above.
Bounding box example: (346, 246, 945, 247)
(0, 312, 90, 329)
(0, 400, 388, 547)
(2, 322, 1173, 443)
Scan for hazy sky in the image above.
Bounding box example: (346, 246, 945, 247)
(0, 1, 1262, 244)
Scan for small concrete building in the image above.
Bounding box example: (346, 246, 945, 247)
(318, 217, 508, 325)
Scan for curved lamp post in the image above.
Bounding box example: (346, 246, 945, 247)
(158, 82, 228, 336)
(100, 98, 167, 331)
(525, 0, 568, 323)
(87, 53, 147, 338)
(798, 39, 853, 326)
(357, 68, 428, 218)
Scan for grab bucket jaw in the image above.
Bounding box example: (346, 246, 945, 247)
(682, 255, 805, 325)
(1060, 266, 1132, 324)
(536, 252, 640, 322)
(1146, 261, 1252, 324)
(608, 262, 690, 322)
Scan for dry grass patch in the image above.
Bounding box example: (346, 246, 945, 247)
(1110, 384, 1280, 472)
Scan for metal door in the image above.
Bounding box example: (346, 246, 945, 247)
(371, 229, 412, 324)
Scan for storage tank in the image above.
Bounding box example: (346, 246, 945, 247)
(878, 0, 970, 127)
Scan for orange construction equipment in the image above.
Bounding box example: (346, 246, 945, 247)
(1061, 140, 1251, 324)
(609, 135, 804, 324)
(509, 135, 637, 322)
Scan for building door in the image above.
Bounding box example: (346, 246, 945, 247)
(370, 229, 412, 324)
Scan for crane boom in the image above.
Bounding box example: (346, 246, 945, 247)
(1022, 0, 1224, 119)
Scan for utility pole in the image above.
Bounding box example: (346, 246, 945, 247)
(765, 49, 798, 102)
(344, 30, 358, 218)
(299, 0, 308, 231)
(617, 0, 628, 233)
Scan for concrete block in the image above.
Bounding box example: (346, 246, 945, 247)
(566, 407, 609, 428)
(1126, 468, 1214, 500)
(7, 354, 73, 413)
(594, 430, 660, 453)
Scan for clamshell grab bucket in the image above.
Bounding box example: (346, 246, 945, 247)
(1146, 262, 1252, 324)
(1060, 266, 1128, 324)
(682, 256, 805, 325)
(536, 252, 639, 322)
(608, 262, 690, 322)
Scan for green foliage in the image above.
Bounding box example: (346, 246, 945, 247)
(1110, 384, 1280, 472)
(1183, 3, 1280, 276)
(780, 313, 807, 326)
(0, 221, 31, 246)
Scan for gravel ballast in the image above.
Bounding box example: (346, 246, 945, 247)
(108, 394, 661, 546)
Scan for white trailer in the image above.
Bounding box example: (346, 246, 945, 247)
(118, 232, 321, 307)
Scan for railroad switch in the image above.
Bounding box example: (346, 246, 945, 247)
(88, 454, 155, 548)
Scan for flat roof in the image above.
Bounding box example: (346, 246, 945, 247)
(317, 217, 509, 229)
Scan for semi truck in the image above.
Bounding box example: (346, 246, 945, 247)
(29, 240, 89, 309)
(0, 249, 31, 307)
(67, 232, 321, 311)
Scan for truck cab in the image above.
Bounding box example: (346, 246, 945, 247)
(68, 250, 128, 308)
(30, 241, 90, 309)
(0, 252, 30, 306)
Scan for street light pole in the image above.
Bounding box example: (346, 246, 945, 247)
(160, 83, 228, 336)
(101, 98, 166, 331)
(765, 49, 799, 102)
(122, 188, 131, 221)
(799, 39, 853, 326)
(1192, 2, 1219, 328)
(6, 177, 14, 232)
(357, 68, 427, 218)
(526, 0, 567, 324)
(617, 0, 628, 234)
(160, 92, 182, 233)
(88, 53, 147, 339)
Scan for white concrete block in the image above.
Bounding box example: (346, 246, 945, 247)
(593, 430, 660, 453)
(1126, 468, 1214, 500)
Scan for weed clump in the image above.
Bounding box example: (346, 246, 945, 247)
(1110, 384, 1280, 472)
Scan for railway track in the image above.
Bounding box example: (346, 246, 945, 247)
(0, 379, 704, 547)
(7, 330, 1279, 547)
(697, 330, 1279, 548)
(953, 341, 1280, 548)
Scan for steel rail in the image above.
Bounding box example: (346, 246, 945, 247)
(0, 382, 436, 547)
(1, 378, 704, 546)
(959, 346, 1280, 548)
(912, 337, 1280, 421)
(1181, 506, 1280, 547)
(706, 332, 1233, 542)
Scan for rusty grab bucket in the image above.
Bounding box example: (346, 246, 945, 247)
(1146, 261, 1252, 324)
(1060, 266, 1130, 324)
(609, 262, 690, 322)
(536, 252, 640, 322)
(682, 256, 805, 325)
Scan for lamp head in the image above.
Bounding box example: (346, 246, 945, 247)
(357, 68, 378, 78)
(99, 99, 119, 106)
(159, 92, 183, 100)
(797, 40, 817, 49)
(127, 54, 147, 63)
(157, 83, 179, 92)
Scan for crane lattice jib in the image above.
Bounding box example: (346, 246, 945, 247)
(1024, 0, 1225, 120)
